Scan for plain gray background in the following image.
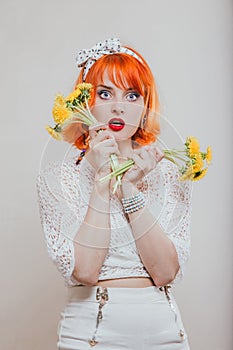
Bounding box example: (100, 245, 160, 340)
(1, 0, 232, 349)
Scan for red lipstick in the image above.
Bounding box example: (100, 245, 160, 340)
(108, 118, 125, 131)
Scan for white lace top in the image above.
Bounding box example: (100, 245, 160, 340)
(36, 151, 192, 287)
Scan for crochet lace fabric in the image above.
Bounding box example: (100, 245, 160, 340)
(36, 152, 192, 286)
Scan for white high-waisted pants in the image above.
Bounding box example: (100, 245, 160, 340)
(57, 285, 190, 350)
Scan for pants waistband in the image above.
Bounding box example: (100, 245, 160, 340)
(67, 285, 171, 304)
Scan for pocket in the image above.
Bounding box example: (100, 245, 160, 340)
(143, 328, 190, 349)
(57, 304, 99, 349)
(142, 304, 189, 348)
(147, 287, 189, 347)
(162, 293, 189, 346)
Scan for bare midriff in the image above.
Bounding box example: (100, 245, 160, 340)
(95, 277, 155, 288)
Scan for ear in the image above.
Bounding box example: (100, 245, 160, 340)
(140, 114, 147, 129)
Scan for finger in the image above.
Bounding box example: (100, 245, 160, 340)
(96, 145, 120, 157)
(155, 147, 164, 162)
(133, 147, 157, 171)
(89, 122, 107, 131)
(130, 153, 145, 170)
(98, 138, 117, 147)
(95, 130, 115, 143)
(92, 138, 119, 154)
(134, 147, 151, 162)
(89, 130, 113, 145)
(143, 144, 163, 163)
(89, 123, 107, 138)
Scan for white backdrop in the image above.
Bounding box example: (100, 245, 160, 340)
(1, 0, 232, 349)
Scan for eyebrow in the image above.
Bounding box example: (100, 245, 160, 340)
(97, 84, 134, 91)
(97, 84, 113, 90)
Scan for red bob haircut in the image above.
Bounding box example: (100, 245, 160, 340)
(62, 46, 160, 151)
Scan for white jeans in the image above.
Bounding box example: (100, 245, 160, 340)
(57, 285, 190, 350)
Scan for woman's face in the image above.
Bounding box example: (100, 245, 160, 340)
(91, 70, 144, 141)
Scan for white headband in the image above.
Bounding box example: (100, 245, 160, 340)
(76, 38, 143, 81)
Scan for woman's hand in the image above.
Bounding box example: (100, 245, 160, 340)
(86, 123, 120, 179)
(121, 144, 164, 186)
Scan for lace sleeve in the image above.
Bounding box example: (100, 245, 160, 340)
(36, 160, 86, 286)
(148, 159, 193, 284)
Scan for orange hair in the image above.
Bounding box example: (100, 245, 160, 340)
(63, 46, 160, 150)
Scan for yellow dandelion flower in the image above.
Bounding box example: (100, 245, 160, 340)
(45, 125, 63, 140)
(77, 83, 93, 91)
(192, 168, 208, 181)
(186, 136, 200, 157)
(52, 93, 71, 124)
(206, 146, 212, 164)
(54, 94, 66, 106)
(52, 105, 72, 124)
(179, 166, 194, 181)
(66, 88, 81, 102)
(192, 153, 204, 172)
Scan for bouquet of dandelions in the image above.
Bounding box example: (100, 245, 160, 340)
(46, 83, 212, 193)
(46, 83, 131, 193)
(163, 137, 212, 181)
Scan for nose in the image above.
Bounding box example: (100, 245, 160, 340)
(111, 102, 125, 115)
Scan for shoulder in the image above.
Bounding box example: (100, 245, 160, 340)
(148, 157, 180, 182)
(36, 154, 81, 199)
(36, 153, 96, 203)
(36, 148, 86, 184)
(149, 158, 193, 201)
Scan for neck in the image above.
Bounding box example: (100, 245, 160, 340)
(116, 138, 134, 161)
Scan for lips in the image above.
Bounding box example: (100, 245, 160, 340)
(108, 118, 125, 131)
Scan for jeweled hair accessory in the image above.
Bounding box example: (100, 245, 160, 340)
(76, 38, 143, 81)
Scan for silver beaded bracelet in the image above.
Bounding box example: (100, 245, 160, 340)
(121, 191, 146, 214)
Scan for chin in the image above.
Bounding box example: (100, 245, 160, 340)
(111, 128, 137, 140)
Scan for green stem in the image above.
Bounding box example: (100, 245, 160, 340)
(112, 174, 123, 194)
(71, 105, 94, 121)
(72, 108, 94, 122)
(163, 150, 188, 162)
(65, 117, 93, 127)
(109, 154, 122, 193)
(110, 154, 119, 171)
(75, 100, 97, 125)
(99, 160, 134, 183)
(164, 155, 179, 166)
(84, 97, 98, 124)
(164, 149, 186, 154)
(68, 109, 98, 126)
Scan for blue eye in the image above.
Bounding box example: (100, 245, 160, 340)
(97, 90, 111, 100)
(126, 92, 140, 101)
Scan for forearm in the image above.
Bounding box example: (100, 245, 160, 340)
(72, 180, 111, 285)
(121, 181, 179, 287)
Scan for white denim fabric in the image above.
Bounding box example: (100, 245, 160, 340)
(57, 285, 190, 350)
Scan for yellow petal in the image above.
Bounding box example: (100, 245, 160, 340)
(52, 105, 72, 124)
(192, 168, 208, 181)
(45, 125, 63, 140)
(179, 165, 194, 181)
(66, 88, 81, 102)
(186, 136, 200, 157)
(54, 94, 66, 106)
(192, 153, 204, 172)
(206, 146, 212, 164)
(77, 83, 93, 90)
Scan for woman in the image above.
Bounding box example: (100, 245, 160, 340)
(37, 38, 192, 349)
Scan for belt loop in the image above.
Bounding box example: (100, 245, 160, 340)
(88, 287, 109, 347)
